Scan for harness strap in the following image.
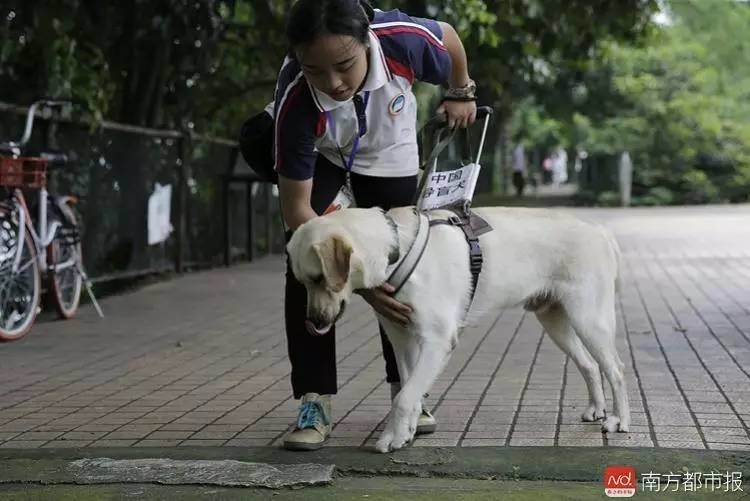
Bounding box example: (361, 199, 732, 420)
(429, 209, 488, 303)
(386, 210, 430, 294)
(385, 208, 492, 306)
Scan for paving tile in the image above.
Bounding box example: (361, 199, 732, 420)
(701, 434, 750, 445)
(40, 440, 93, 448)
(135, 439, 183, 447)
(509, 438, 555, 446)
(59, 431, 108, 441)
(0, 441, 46, 449)
(461, 439, 505, 446)
(657, 441, 706, 449)
(100, 429, 155, 440)
(654, 432, 703, 441)
(558, 431, 606, 440)
(707, 443, 750, 451)
(412, 438, 460, 447)
(509, 430, 557, 439)
(189, 430, 239, 440)
(463, 431, 509, 439)
(89, 439, 138, 447)
(178, 439, 227, 447)
(155, 423, 205, 431)
(557, 438, 604, 447)
(13, 431, 64, 441)
(225, 438, 275, 447)
(146, 431, 194, 440)
(0, 206, 748, 453)
(606, 434, 655, 447)
(321, 437, 365, 447)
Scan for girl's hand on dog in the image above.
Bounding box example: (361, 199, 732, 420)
(358, 283, 412, 327)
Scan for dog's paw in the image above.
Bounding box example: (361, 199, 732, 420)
(375, 402, 420, 454)
(601, 416, 621, 433)
(581, 404, 606, 422)
(375, 431, 395, 453)
(375, 422, 414, 453)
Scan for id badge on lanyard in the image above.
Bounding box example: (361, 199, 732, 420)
(323, 91, 369, 215)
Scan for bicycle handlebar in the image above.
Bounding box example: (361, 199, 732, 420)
(19, 100, 72, 147)
(0, 100, 73, 154)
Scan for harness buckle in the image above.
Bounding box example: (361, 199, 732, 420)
(468, 240, 483, 272)
(448, 214, 463, 226)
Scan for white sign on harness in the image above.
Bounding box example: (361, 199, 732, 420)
(418, 162, 481, 211)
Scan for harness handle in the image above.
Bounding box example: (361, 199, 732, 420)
(418, 106, 493, 170)
(422, 106, 493, 132)
(413, 106, 494, 207)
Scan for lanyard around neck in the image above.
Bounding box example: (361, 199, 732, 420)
(325, 91, 370, 173)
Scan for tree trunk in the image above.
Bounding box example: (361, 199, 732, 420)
(493, 112, 511, 196)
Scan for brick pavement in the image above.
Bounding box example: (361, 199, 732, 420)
(0, 205, 748, 451)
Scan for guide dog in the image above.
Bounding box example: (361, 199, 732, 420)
(287, 206, 629, 453)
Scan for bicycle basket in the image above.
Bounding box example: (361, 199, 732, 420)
(0, 157, 48, 189)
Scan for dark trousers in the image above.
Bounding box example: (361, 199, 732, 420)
(285, 155, 418, 399)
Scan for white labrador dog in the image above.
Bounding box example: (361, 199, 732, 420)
(287, 206, 629, 453)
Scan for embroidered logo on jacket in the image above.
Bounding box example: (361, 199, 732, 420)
(389, 94, 406, 115)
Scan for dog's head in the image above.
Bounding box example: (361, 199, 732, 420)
(288, 208, 401, 335)
(288, 220, 356, 336)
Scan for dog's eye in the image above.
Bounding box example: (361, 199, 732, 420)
(311, 275, 324, 285)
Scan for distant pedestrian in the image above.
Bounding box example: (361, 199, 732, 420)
(552, 146, 568, 187)
(511, 143, 527, 197)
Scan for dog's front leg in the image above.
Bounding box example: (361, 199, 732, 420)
(375, 339, 450, 453)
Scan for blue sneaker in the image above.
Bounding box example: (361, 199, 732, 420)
(283, 393, 332, 451)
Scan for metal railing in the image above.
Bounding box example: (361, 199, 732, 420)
(0, 101, 283, 284)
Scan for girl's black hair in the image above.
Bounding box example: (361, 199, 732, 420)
(286, 0, 375, 50)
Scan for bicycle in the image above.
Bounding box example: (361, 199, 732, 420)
(0, 100, 103, 341)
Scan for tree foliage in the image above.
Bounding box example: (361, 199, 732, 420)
(576, 0, 750, 204)
(1, 0, 656, 133)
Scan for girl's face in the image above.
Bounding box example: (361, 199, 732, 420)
(296, 34, 368, 102)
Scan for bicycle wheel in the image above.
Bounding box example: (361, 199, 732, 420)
(0, 207, 41, 341)
(47, 208, 82, 319)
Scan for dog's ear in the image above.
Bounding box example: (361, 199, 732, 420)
(313, 234, 352, 292)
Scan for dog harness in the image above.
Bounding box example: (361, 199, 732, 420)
(428, 208, 492, 303)
(385, 208, 492, 304)
(385, 210, 429, 294)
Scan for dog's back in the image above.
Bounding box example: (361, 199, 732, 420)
(420, 206, 620, 326)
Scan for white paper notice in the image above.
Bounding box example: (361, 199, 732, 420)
(147, 183, 173, 245)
